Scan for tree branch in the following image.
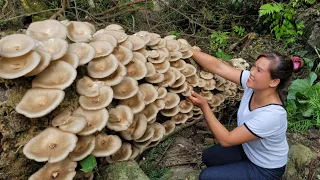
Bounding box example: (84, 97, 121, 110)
(1, 8, 61, 22)
(50, 0, 67, 19)
(97, 8, 148, 20)
(94, 0, 149, 16)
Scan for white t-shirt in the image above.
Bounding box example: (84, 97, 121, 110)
(237, 70, 289, 169)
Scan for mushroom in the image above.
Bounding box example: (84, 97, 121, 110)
(171, 113, 189, 124)
(32, 61, 77, 90)
(89, 41, 114, 58)
(119, 90, 145, 114)
(198, 78, 206, 88)
(135, 31, 151, 44)
(0, 51, 41, 79)
(139, 83, 158, 105)
(133, 52, 147, 63)
(147, 50, 166, 64)
(79, 86, 113, 110)
(67, 21, 95, 42)
(136, 48, 149, 58)
(153, 60, 170, 74)
(104, 24, 125, 32)
(119, 114, 148, 140)
(145, 62, 156, 77)
(23, 127, 77, 163)
(155, 38, 167, 48)
(129, 145, 141, 160)
(149, 122, 165, 142)
(145, 73, 165, 84)
(203, 79, 216, 90)
(120, 39, 134, 50)
(16, 88, 65, 118)
(187, 111, 193, 118)
(69, 135, 95, 161)
(25, 51, 51, 76)
(163, 92, 180, 109)
(139, 103, 159, 122)
(166, 40, 180, 51)
(67, 43, 95, 65)
(147, 33, 161, 46)
(170, 67, 181, 80)
(104, 30, 128, 43)
(0, 34, 36, 58)
(28, 157, 77, 180)
(134, 124, 155, 142)
(26, 20, 67, 41)
(73, 107, 109, 135)
(100, 63, 127, 86)
(51, 110, 87, 134)
(154, 99, 165, 110)
(133, 139, 152, 149)
(179, 44, 190, 52)
(164, 35, 176, 40)
(106, 105, 134, 131)
(200, 70, 214, 79)
(162, 120, 176, 135)
(208, 94, 225, 107)
(112, 77, 139, 99)
(74, 171, 94, 180)
(178, 100, 193, 113)
(160, 106, 180, 117)
(181, 85, 193, 97)
(127, 35, 146, 51)
(155, 86, 167, 99)
(56, 53, 79, 69)
(125, 58, 147, 80)
(105, 142, 132, 163)
(92, 133, 122, 157)
(148, 50, 159, 58)
(157, 68, 176, 87)
(201, 90, 214, 100)
(92, 33, 118, 47)
(76, 76, 104, 97)
(181, 50, 193, 59)
(169, 51, 183, 61)
(37, 38, 68, 60)
(170, 60, 186, 70)
(112, 45, 133, 65)
(170, 74, 186, 88)
(186, 74, 200, 87)
(180, 64, 196, 77)
(87, 54, 119, 78)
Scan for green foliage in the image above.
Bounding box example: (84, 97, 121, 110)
(169, 31, 181, 39)
(233, 25, 245, 37)
(80, 155, 97, 173)
(291, 0, 316, 7)
(209, 31, 232, 60)
(215, 49, 232, 60)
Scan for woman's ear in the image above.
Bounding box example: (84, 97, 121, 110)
(270, 78, 280, 88)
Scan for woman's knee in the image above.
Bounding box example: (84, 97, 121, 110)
(201, 144, 222, 166)
(199, 168, 211, 180)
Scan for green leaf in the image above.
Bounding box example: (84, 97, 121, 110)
(80, 155, 97, 173)
(309, 72, 317, 85)
(302, 107, 314, 117)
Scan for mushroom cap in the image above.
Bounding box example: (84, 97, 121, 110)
(37, 38, 68, 60)
(139, 103, 159, 122)
(100, 63, 127, 86)
(119, 90, 145, 114)
(177, 38, 191, 46)
(170, 67, 181, 80)
(166, 40, 180, 51)
(148, 50, 159, 59)
(153, 60, 170, 74)
(119, 113, 148, 140)
(157, 68, 176, 87)
(69, 135, 96, 161)
(104, 30, 128, 43)
(164, 35, 176, 40)
(145, 62, 156, 77)
(201, 90, 214, 100)
(160, 106, 180, 117)
(105, 142, 132, 163)
(180, 64, 196, 77)
(147, 33, 161, 46)
(170, 60, 186, 70)
(125, 58, 147, 80)
(104, 24, 125, 32)
(179, 44, 190, 52)
(76, 76, 104, 97)
(67, 21, 95, 42)
(133, 139, 152, 149)
(79, 86, 114, 110)
(120, 39, 134, 50)
(170, 74, 186, 88)
(198, 78, 206, 88)
(134, 31, 151, 44)
(0, 34, 36, 58)
(74, 171, 94, 180)
(187, 111, 193, 118)
(203, 79, 216, 90)
(106, 105, 134, 131)
(112, 77, 139, 99)
(154, 99, 165, 111)
(26, 20, 67, 41)
(145, 72, 164, 84)
(25, 51, 51, 76)
(67, 43, 95, 65)
(32, 61, 77, 90)
(147, 50, 166, 64)
(92, 33, 118, 47)
(149, 122, 166, 141)
(56, 53, 79, 69)
(129, 145, 141, 160)
(179, 100, 193, 113)
(28, 157, 77, 180)
(168, 82, 188, 93)
(127, 35, 146, 51)
(51, 110, 87, 134)
(134, 124, 155, 142)
(155, 86, 167, 99)
(200, 70, 214, 79)
(169, 51, 183, 61)
(89, 41, 114, 58)
(155, 38, 167, 49)
(16, 88, 65, 118)
(163, 92, 180, 109)
(112, 45, 133, 65)
(92, 133, 122, 157)
(88, 54, 119, 78)
(208, 94, 224, 107)
(181, 50, 193, 59)
(0, 51, 41, 79)
(181, 85, 193, 96)
(139, 83, 158, 105)
(133, 52, 147, 63)
(162, 120, 176, 135)
(171, 113, 189, 124)
(136, 48, 149, 58)
(23, 127, 77, 163)
(73, 107, 109, 135)
(186, 74, 200, 87)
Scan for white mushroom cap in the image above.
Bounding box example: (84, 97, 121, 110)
(170, 60, 186, 70)
(163, 92, 180, 109)
(166, 40, 180, 51)
(179, 100, 193, 113)
(105, 142, 132, 163)
(79, 86, 114, 110)
(0, 51, 41, 79)
(119, 90, 145, 114)
(134, 124, 155, 142)
(104, 24, 125, 32)
(28, 157, 77, 180)
(186, 74, 200, 87)
(145, 73, 164, 84)
(149, 122, 166, 142)
(160, 106, 180, 117)
(181, 50, 193, 59)
(106, 105, 134, 131)
(23, 127, 77, 163)
(157, 68, 176, 87)
(133, 52, 147, 63)
(208, 94, 224, 107)
(87, 54, 119, 78)
(16, 88, 65, 118)
(0, 34, 36, 58)
(145, 62, 156, 77)
(182, 85, 193, 96)
(147, 50, 166, 64)
(26, 20, 67, 41)
(198, 78, 206, 88)
(203, 79, 216, 90)
(180, 64, 196, 77)
(51, 110, 87, 134)
(155, 38, 167, 49)
(169, 51, 183, 61)
(73, 107, 109, 135)
(92, 133, 122, 157)
(89, 41, 114, 58)
(56, 53, 79, 68)
(139, 103, 159, 122)
(139, 83, 158, 105)
(127, 35, 146, 51)
(171, 113, 189, 124)
(177, 38, 191, 46)
(119, 114, 148, 140)
(32, 61, 77, 90)
(67, 21, 95, 42)
(162, 120, 176, 135)
(69, 135, 95, 161)
(100, 63, 127, 86)
(104, 30, 128, 43)
(148, 50, 159, 59)
(37, 38, 68, 60)
(179, 44, 190, 52)
(92, 33, 118, 47)
(154, 99, 166, 110)
(168, 82, 188, 93)
(67, 43, 95, 65)
(120, 39, 134, 50)
(135, 31, 151, 44)
(133, 139, 152, 149)
(170, 74, 186, 88)
(147, 33, 161, 46)
(112, 45, 133, 65)
(129, 145, 141, 160)
(170, 67, 181, 80)
(200, 70, 214, 79)
(164, 35, 176, 40)
(25, 50, 51, 76)
(136, 48, 149, 58)
(125, 58, 147, 80)
(112, 77, 139, 100)
(153, 60, 170, 74)
(76, 76, 104, 97)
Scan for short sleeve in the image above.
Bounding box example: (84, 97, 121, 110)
(240, 70, 250, 91)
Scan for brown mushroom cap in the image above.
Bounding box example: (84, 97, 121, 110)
(179, 100, 193, 113)
(51, 110, 87, 134)
(16, 88, 65, 118)
(67, 43, 95, 65)
(73, 107, 109, 135)
(112, 45, 133, 65)
(92, 33, 118, 47)
(112, 77, 139, 99)
(38, 38, 68, 60)
(155, 38, 167, 49)
(104, 24, 125, 32)
(129, 145, 141, 160)
(186, 74, 200, 87)
(89, 41, 114, 58)
(170, 59, 186, 70)
(181, 50, 193, 59)
(208, 94, 224, 107)
(139, 103, 159, 122)
(74, 171, 94, 180)
(149, 122, 166, 141)
(106, 105, 134, 131)
(32, 61, 77, 90)
(120, 39, 134, 50)
(133, 52, 147, 63)
(119, 90, 145, 114)
(25, 51, 51, 76)
(79, 86, 114, 110)
(28, 157, 77, 180)
(56, 53, 79, 69)
(145, 62, 156, 77)
(180, 64, 196, 77)
(157, 69, 176, 87)
(127, 35, 146, 51)
(67, 21, 95, 42)
(26, 20, 67, 41)
(163, 92, 180, 109)
(76, 76, 104, 97)
(168, 81, 188, 94)
(104, 30, 128, 43)
(162, 120, 176, 135)
(125, 58, 147, 80)
(153, 60, 170, 74)
(87, 54, 119, 78)
(179, 43, 190, 52)
(0, 34, 36, 58)
(133, 139, 152, 149)
(169, 51, 183, 61)
(136, 48, 149, 58)
(166, 40, 180, 51)
(198, 78, 206, 88)
(135, 31, 151, 44)
(155, 86, 167, 99)
(134, 124, 155, 142)
(69, 135, 95, 161)
(145, 72, 165, 84)
(139, 83, 158, 105)
(181, 85, 193, 97)
(23, 127, 77, 163)
(160, 106, 180, 117)
(154, 99, 165, 110)
(119, 113, 148, 140)
(106, 142, 132, 163)
(164, 35, 176, 40)
(203, 79, 216, 90)
(147, 50, 166, 64)
(92, 133, 122, 157)
(200, 70, 214, 79)
(0, 51, 41, 79)
(170, 74, 186, 88)
(171, 113, 189, 124)
(100, 63, 127, 86)
(147, 33, 161, 46)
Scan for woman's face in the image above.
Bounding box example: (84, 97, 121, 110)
(246, 57, 275, 90)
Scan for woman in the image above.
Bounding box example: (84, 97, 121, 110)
(187, 50, 303, 180)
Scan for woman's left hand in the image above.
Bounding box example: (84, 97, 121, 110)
(187, 91, 208, 109)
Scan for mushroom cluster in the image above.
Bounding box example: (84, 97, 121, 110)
(0, 20, 249, 179)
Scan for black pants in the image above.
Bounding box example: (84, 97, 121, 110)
(199, 144, 286, 180)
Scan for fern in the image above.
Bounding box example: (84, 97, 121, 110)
(259, 3, 283, 17)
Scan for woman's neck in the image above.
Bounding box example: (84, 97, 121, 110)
(252, 88, 281, 106)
